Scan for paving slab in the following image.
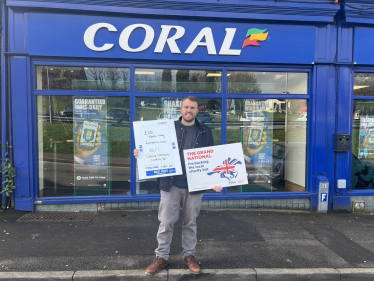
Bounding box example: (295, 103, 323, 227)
(168, 268, 256, 281)
(255, 268, 340, 281)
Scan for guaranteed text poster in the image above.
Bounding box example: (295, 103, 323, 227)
(73, 96, 108, 191)
(241, 99, 273, 183)
(359, 116, 374, 159)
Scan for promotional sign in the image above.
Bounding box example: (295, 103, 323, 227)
(240, 99, 273, 182)
(28, 13, 316, 64)
(73, 96, 108, 191)
(358, 116, 374, 159)
(184, 143, 248, 192)
(133, 119, 182, 179)
(161, 98, 182, 120)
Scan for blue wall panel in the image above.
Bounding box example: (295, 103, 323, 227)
(8, 9, 28, 53)
(309, 65, 336, 210)
(315, 25, 337, 64)
(338, 24, 353, 64)
(10, 56, 33, 211)
(28, 13, 316, 64)
(335, 67, 352, 197)
(354, 27, 374, 65)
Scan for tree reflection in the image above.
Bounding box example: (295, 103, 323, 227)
(85, 67, 126, 90)
(135, 69, 221, 93)
(228, 72, 262, 93)
(39, 66, 129, 90)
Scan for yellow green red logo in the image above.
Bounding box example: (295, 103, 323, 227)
(242, 28, 269, 48)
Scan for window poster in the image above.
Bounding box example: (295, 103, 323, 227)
(160, 97, 182, 121)
(358, 116, 374, 159)
(241, 99, 273, 185)
(73, 96, 108, 191)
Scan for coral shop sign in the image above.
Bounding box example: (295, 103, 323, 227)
(28, 13, 315, 63)
(84, 23, 268, 55)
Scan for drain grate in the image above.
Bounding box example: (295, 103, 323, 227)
(16, 211, 97, 222)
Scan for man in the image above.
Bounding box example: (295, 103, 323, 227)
(134, 96, 222, 275)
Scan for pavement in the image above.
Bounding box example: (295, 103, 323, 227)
(0, 208, 374, 280)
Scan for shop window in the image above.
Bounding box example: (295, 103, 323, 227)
(226, 98, 307, 193)
(37, 96, 131, 197)
(354, 73, 374, 96)
(352, 100, 374, 190)
(227, 71, 308, 94)
(35, 66, 130, 91)
(135, 68, 222, 93)
(134, 97, 222, 194)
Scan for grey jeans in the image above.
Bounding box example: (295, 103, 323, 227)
(155, 185, 204, 260)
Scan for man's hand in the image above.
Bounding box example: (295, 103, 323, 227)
(134, 149, 139, 159)
(75, 125, 102, 160)
(243, 129, 267, 157)
(213, 186, 222, 192)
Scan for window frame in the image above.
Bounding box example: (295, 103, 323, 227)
(350, 69, 374, 195)
(31, 58, 313, 202)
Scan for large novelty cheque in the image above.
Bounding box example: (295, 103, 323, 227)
(183, 143, 248, 192)
(133, 120, 182, 180)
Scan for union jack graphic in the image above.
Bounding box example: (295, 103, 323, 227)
(207, 158, 242, 180)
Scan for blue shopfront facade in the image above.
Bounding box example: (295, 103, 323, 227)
(3, 0, 373, 213)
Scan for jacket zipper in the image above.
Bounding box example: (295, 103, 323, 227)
(193, 131, 202, 148)
(179, 127, 184, 151)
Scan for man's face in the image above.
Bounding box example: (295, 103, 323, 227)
(180, 99, 199, 124)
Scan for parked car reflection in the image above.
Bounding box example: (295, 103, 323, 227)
(240, 112, 268, 122)
(106, 108, 130, 126)
(59, 103, 74, 117)
(196, 111, 214, 123)
(246, 142, 306, 191)
(352, 152, 374, 190)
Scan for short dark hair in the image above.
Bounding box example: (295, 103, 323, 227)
(182, 95, 198, 106)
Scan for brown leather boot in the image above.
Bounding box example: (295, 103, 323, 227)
(145, 257, 168, 275)
(184, 255, 201, 274)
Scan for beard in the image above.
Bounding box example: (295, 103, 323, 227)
(182, 114, 195, 123)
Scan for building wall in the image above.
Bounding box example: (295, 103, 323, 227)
(3, 1, 374, 212)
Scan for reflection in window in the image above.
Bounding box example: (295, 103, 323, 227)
(36, 66, 130, 91)
(37, 96, 131, 197)
(354, 73, 374, 96)
(352, 100, 374, 190)
(226, 98, 307, 193)
(227, 71, 308, 94)
(135, 97, 222, 194)
(135, 68, 222, 93)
